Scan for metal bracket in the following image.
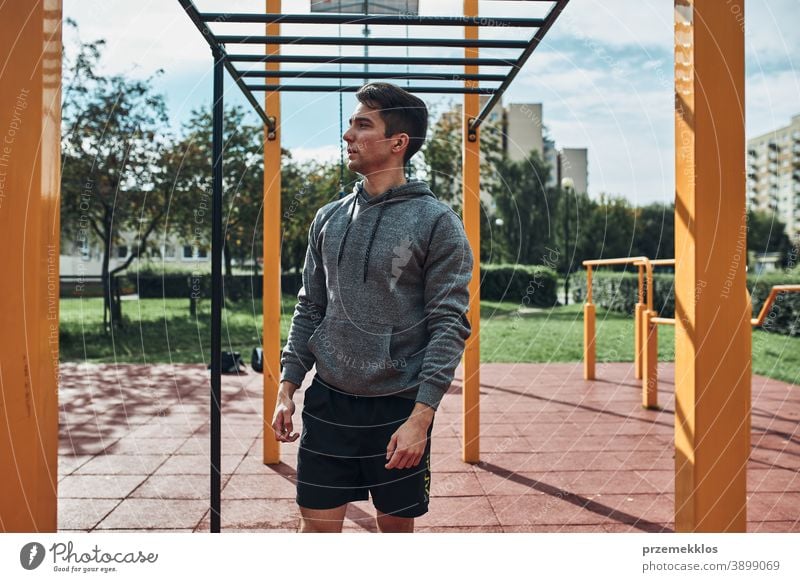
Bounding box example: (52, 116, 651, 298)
(467, 117, 478, 142)
(266, 116, 277, 141)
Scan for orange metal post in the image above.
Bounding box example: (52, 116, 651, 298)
(583, 266, 596, 380)
(462, 0, 481, 463)
(634, 265, 645, 380)
(262, 0, 281, 464)
(642, 308, 658, 409)
(0, 0, 62, 532)
(674, 0, 750, 531)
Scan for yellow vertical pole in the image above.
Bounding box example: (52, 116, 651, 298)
(642, 309, 658, 409)
(262, 0, 281, 464)
(674, 0, 750, 531)
(0, 0, 61, 532)
(462, 0, 481, 463)
(634, 265, 644, 380)
(583, 266, 596, 380)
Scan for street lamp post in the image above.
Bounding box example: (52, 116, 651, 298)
(557, 150, 575, 306)
(561, 172, 575, 307)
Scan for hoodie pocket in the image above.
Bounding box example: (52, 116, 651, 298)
(307, 315, 403, 389)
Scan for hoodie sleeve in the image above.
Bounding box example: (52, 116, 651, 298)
(280, 209, 328, 386)
(415, 209, 474, 410)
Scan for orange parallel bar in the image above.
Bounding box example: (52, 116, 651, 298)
(582, 256, 656, 310)
(582, 256, 663, 406)
(649, 285, 800, 329)
(636, 259, 676, 267)
(751, 285, 800, 327)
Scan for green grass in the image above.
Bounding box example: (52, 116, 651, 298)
(59, 297, 800, 385)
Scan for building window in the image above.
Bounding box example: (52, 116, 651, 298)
(197, 247, 208, 259)
(117, 245, 128, 259)
(183, 245, 193, 259)
(164, 244, 176, 259)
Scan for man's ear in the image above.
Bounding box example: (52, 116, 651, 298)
(393, 133, 410, 152)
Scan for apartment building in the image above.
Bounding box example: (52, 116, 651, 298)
(747, 114, 800, 240)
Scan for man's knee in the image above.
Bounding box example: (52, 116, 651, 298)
(376, 511, 415, 533)
(298, 504, 347, 533)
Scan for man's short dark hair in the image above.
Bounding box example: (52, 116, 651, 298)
(355, 82, 428, 164)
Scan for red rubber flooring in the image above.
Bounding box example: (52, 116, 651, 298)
(56, 362, 799, 532)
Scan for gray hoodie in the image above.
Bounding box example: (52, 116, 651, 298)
(279, 178, 473, 410)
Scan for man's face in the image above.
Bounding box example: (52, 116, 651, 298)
(342, 102, 405, 176)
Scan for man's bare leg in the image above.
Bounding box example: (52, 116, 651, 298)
(298, 504, 348, 533)
(376, 510, 414, 533)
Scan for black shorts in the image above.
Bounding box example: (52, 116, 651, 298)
(296, 374, 433, 518)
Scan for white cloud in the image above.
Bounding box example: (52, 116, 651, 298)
(290, 145, 341, 164)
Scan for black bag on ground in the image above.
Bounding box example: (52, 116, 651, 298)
(251, 347, 263, 373)
(208, 351, 246, 374)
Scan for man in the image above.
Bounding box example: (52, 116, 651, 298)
(272, 82, 473, 533)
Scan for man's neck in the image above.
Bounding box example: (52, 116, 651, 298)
(362, 170, 407, 198)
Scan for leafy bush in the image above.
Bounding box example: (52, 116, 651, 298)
(480, 264, 558, 307)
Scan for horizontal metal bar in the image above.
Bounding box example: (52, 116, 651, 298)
(226, 54, 518, 67)
(200, 12, 545, 28)
(216, 35, 530, 49)
(583, 256, 650, 267)
(243, 84, 499, 94)
(236, 70, 506, 81)
(177, 0, 274, 132)
(473, 0, 569, 131)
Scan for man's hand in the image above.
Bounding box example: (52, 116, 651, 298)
(272, 381, 300, 442)
(385, 403, 435, 470)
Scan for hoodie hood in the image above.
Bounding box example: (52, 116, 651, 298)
(337, 179, 436, 283)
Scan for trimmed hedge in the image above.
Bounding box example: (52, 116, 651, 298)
(127, 273, 303, 301)
(126, 266, 559, 307)
(480, 263, 558, 307)
(571, 270, 800, 336)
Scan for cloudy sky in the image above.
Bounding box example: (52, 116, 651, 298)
(63, 0, 800, 205)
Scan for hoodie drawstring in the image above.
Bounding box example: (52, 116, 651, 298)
(336, 180, 429, 284)
(336, 195, 358, 269)
(363, 204, 386, 283)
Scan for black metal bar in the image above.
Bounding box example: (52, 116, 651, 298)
(177, 0, 275, 133)
(237, 70, 506, 81)
(226, 54, 518, 67)
(210, 50, 224, 535)
(472, 0, 569, 130)
(200, 12, 545, 27)
(244, 84, 499, 94)
(216, 35, 531, 49)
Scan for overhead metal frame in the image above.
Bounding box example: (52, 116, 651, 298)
(176, 0, 569, 533)
(180, 0, 568, 133)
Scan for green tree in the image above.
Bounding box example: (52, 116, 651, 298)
(279, 154, 358, 274)
(167, 105, 266, 277)
(747, 209, 792, 266)
(634, 202, 675, 260)
(422, 101, 504, 262)
(579, 194, 636, 264)
(488, 150, 556, 264)
(61, 22, 173, 331)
